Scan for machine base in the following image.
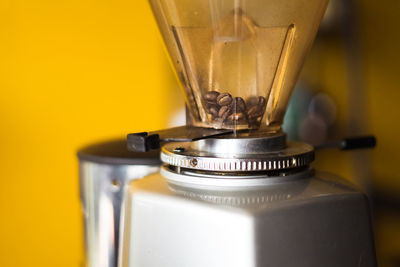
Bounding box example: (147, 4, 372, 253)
(119, 171, 377, 267)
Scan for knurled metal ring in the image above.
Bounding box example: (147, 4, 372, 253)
(161, 141, 314, 172)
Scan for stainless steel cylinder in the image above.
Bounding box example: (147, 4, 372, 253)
(78, 140, 160, 267)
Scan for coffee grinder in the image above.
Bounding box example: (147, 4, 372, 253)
(118, 0, 377, 266)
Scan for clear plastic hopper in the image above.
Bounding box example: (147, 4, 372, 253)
(149, 0, 328, 131)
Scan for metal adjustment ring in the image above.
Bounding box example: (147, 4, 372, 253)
(161, 141, 314, 172)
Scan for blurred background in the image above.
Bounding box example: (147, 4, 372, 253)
(0, 0, 399, 266)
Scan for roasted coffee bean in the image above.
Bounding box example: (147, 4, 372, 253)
(258, 96, 266, 108)
(232, 97, 246, 113)
(247, 96, 266, 108)
(205, 101, 219, 110)
(218, 105, 232, 120)
(203, 91, 220, 103)
(247, 105, 264, 119)
(206, 105, 219, 118)
(228, 112, 244, 121)
(248, 118, 262, 128)
(247, 96, 260, 107)
(216, 93, 232, 106)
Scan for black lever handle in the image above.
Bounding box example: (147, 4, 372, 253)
(127, 126, 233, 152)
(315, 135, 377, 151)
(127, 132, 161, 153)
(340, 136, 376, 150)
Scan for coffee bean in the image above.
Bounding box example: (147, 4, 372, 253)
(228, 112, 244, 121)
(218, 105, 232, 120)
(205, 101, 219, 113)
(257, 96, 266, 108)
(217, 93, 232, 106)
(248, 118, 262, 128)
(203, 91, 220, 103)
(247, 96, 259, 107)
(247, 105, 264, 119)
(205, 101, 219, 110)
(247, 96, 266, 108)
(206, 104, 219, 118)
(247, 106, 258, 118)
(232, 97, 246, 113)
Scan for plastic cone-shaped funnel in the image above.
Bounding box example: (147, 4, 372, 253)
(149, 0, 328, 131)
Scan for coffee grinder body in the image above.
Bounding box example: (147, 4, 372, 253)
(119, 143, 377, 267)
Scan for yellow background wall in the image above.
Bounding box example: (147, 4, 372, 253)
(1, 0, 400, 266)
(310, 1, 400, 193)
(0, 0, 181, 266)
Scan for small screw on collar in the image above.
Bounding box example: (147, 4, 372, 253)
(190, 158, 198, 167)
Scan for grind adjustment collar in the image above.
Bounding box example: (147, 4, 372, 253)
(161, 140, 314, 172)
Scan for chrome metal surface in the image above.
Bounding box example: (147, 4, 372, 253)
(161, 140, 314, 172)
(120, 172, 377, 267)
(196, 132, 287, 154)
(167, 183, 302, 207)
(79, 160, 159, 267)
(161, 165, 313, 189)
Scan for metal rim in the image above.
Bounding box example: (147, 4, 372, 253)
(161, 141, 314, 172)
